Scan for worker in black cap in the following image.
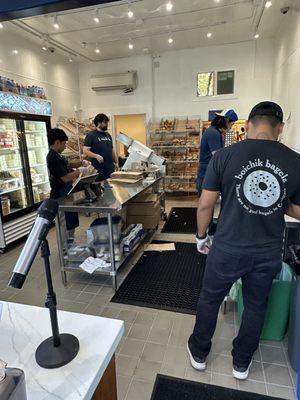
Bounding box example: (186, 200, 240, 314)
(188, 102, 300, 380)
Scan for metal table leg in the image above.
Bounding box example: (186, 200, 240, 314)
(108, 212, 117, 291)
(56, 211, 68, 286)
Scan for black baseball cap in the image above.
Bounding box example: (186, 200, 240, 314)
(248, 101, 283, 123)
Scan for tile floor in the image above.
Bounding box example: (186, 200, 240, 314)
(0, 197, 297, 400)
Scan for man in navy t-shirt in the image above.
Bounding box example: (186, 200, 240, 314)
(196, 109, 238, 194)
(188, 102, 300, 381)
(83, 113, 118, 181)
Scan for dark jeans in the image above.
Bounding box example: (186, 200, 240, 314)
(189, 246, 282, 367)
(58, 188, 79, 231)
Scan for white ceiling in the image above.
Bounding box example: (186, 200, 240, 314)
(5, 0, 293, 62)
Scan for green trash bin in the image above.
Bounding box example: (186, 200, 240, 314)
(237, 263, 292, 341)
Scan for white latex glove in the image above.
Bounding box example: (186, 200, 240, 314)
(82, 160, 91, 167)
(95, 154, 104, 164)
(78, 166, 90, 176)
(196, 234, 212, 255)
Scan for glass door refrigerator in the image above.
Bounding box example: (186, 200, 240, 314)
(0, 113, 51, 251)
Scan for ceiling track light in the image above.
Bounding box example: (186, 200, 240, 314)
(95, 44, 100, 54)
(12, 50, 18, 55)
(254, 33, 260, 39)
(265, 1, 272, 8)
(69, 57, 73, 62)
(42, 38, 47, 51)
(53, 15, 60, 29)
(94, 9, 100, 23)
(0, 23, 3, 29)
(128, 42, 134, 50)
(168, 36, 173, 44)
(207, 32, 212, 38)
(166, 2, 173, 11)
(128, 9, 134, 18)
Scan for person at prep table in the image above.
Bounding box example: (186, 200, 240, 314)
(47, 128, 80, 242)
(83, 113, 118, 181)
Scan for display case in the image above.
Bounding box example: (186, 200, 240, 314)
(0, 112, 51, 251)
(149, 117, 202, 194)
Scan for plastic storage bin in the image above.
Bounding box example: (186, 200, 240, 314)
(0, 364, 27, 400)
(237, 263, 292, 341)
(90, 216, 122, 244)
(288, 274, 300, 371)
(286, 245, 300, 371)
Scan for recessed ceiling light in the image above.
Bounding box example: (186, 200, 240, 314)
(128, 10, 134, 18)
(207, 32, 212, 38)
(254, 33, 260, 39)
(12, 50, 18, 55)
(265, 1, 272, 8)
(166, 2, 173, 11)
(95, 47, 100, 54)
(53, 16, 60, 29)
(0, 23, 3, 29)
(94, 8, 100, 23)
(168, 37, 173, 44)
(129, 42, 134, 50)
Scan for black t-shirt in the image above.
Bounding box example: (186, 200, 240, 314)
(46, 148, 70, 199)
(84, 130, 114, 180)
(203, 139, 300, 255)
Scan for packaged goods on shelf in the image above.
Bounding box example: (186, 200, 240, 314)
(1, 196, 10, 216)
(0, 178, 19, 193)
(122, 224, 144, 253)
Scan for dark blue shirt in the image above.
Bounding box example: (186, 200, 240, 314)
(84, 129, 114, 180)
(198, 126, 223, 178)
(203, 140, 300, 254)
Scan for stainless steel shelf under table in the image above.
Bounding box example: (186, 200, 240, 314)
(56, 178, 164, 290)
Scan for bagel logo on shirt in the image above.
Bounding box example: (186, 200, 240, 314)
(234, 158, 288, 216)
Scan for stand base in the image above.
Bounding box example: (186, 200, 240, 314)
(35, 333, 79, 369)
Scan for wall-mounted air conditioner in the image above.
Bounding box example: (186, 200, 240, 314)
(90, 71, 137, 92)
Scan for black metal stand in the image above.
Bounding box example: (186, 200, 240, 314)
(35, 239, 79, 369)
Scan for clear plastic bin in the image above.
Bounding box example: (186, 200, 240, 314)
(90, 216, 122, 244)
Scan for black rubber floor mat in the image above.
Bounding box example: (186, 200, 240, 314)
(151, 375, 285, 400)
(111, 241, 205, 314)
(162, 207, 197, 234)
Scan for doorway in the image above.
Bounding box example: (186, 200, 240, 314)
(114, 114, 146, 156)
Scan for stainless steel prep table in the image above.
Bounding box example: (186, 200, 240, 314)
(55, 178, 164, 290)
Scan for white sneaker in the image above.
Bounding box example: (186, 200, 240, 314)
(187, 343, 207, 371)
(232, 361, 252, 380)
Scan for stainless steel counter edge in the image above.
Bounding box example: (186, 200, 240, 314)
(56, 178, 162, 213)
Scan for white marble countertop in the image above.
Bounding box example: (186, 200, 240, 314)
(0, 302, 124, 400)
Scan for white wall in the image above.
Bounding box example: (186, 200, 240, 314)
(78, 54, 153, 121)
(0, 29, 80, 124)
(272, 1, 300, 152)
(154, 40, 274, 120)
(79, 39, 274, 123)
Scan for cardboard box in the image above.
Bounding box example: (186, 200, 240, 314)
(127, 207, 160, 229)
(131, 193, 158, 203)
(127, 195, 160, 216)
